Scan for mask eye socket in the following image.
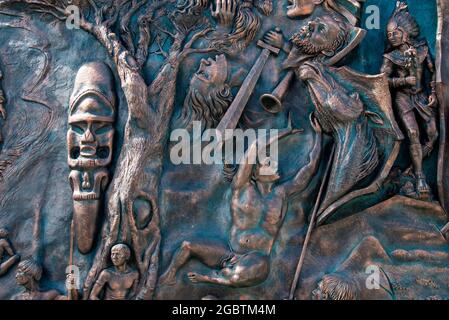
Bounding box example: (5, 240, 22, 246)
(70, 147, 80, 159)
(97, 146, 110, 159)
(94, 123, 112, 134)
(70, 124, 85, 135)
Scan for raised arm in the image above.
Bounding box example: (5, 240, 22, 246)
(284, 114, 322, 197)
(232, 141, 258, 190)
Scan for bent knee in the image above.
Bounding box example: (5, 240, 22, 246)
(428, 129, 439, 142)
(406, 129, 420, 143)
(180, 241, 191, 251)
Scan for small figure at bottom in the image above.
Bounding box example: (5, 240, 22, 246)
(89, 243, 139, 300)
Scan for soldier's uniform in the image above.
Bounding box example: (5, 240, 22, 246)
(381, 40, 438, 157)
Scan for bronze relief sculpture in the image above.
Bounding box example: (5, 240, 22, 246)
(89, 243, 139, 300)
(68, 61, 116, 254)
(381, 2, 438, 201)
(0, 228, 19, 277)
(160, 119, 321, 287)
(0, 0, 447, 301)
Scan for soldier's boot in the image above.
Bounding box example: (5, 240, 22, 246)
(416, 173, 432, 201)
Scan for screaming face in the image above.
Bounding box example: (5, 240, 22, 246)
(190, 55, 228, 98)
(179, 54, 232, 130)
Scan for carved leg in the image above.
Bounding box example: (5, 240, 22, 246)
(159, 241, 230, 286)
(187, 272, 232, 286)
(422, 114, 439, 157)
(405, 124, 423, 174)
(400, 110, 430, 195)
(0, 254, 20, 276)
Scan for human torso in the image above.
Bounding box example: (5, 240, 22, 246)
(14, 290, 59, 300)
(230, 182, 286, 255)
(104, 268, 138, 300)
(384, 43, 428, 94)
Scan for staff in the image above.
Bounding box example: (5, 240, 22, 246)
(289, 145, 335, 300)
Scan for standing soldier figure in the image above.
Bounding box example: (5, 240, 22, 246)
(381, 1, 438, 200)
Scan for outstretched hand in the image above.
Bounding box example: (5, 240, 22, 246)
(211, 0, 236, 28)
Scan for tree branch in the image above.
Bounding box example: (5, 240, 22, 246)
(102, 0, 128, 29)
(0, 0, 66, 15)
(178, 27, 215, 60)
(154, 23, 176, 39)
(87, 0, 98, 13)
(154, 35, 168, 58)
(180, 47, 217, 60)
(135, 2, 166, 68)
(184, 27, 213, 49)
(33, 7, 65, 20)
(120, 0, 146, 54)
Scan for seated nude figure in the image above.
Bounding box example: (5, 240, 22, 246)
(159, 115, 322, 287)
(90, 243, 139, 300)
(0, 228, 20, 276)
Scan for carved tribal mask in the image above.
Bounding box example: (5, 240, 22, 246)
(67, 61, 116, 254)
(68, 62, 116, 169)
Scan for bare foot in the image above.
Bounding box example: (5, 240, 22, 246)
(188, 272, 207, 283)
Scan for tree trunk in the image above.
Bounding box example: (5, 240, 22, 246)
(83, 28, 183, 299)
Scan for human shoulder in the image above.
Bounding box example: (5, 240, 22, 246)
(129, 268, 139, 280)
(383, 49, 406, 66)
(415, 40, 429, 57)
(98, 268, 113, 280)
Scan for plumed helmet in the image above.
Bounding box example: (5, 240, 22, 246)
(387, 1, 420, 39)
